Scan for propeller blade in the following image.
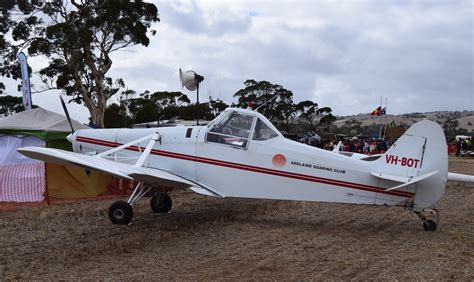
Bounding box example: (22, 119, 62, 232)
(60, 96, 75, 133)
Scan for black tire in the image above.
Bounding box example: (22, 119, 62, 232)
(108, 200, 133, 225)
(423, 220, 437, 231)
(150, 193, 172, 213)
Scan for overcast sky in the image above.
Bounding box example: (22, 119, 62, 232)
(2, 0, 473, 123)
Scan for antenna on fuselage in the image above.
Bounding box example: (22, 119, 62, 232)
(179, 68, 204, 125)
(254, 95, 279, 112)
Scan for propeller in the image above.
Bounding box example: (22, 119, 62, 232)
(60, 95, 75, 134)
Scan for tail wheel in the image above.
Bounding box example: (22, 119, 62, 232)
(109, 200, 133, 225)
(423, 220, 437, 231)
(150, 193, 172, 213)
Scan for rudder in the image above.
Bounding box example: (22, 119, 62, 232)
(372, 120, 448, 208)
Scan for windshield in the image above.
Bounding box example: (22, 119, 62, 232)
(206, 112, 255, 148)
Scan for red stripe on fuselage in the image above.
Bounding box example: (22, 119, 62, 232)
(76, 135, 414, 198)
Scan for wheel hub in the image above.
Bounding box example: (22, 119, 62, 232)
(114, 209, 124, 220)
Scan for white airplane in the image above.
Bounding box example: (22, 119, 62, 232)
(17, 106, 474, 231)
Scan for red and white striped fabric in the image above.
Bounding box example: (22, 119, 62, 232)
(0, 135, 46, 202)
(0, 162, 45, 202)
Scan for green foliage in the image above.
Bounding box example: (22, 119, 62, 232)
(343, 119, 362, 135)
(296, 100, 334, 129)
(401, 112, 426, 119)
(233, 80, 294, 125)
(0, 95, 39, 117)
(0, 0, 159, 127)
(128, 91, 190, 122)
(104, 103, 127, 128)
(443, 118, 459, 137)
(208, 97, 228, 116)
(104, 91, 228, 127)
(105, 80, 334, 134)
(233, 80, 334, 133)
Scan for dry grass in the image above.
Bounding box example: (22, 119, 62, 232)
(0, 157, 473, 280)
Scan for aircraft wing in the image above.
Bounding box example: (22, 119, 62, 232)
(18, 147, 133, 179)
(17, 147, 223, 197)
(127, 166, 223, 197)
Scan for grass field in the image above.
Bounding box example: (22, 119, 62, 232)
(0, 157, 473, 280)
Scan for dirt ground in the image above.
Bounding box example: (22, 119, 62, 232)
(0, 157, 473, 280)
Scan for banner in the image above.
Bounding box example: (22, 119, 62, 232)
(17, 52, 32, 110)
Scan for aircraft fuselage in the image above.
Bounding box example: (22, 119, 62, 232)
(69, 124, 414, 207)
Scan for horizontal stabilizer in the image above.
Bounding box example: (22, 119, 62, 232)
(447, 172, 474, 183)
(385, 171, 439, 191)
(371, 171, 413, 183)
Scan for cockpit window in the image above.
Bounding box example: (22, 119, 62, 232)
(206, 112, 255, 148)
(252, 118, 279, 141)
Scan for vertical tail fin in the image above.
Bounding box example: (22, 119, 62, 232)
(372, 120, 448, 208)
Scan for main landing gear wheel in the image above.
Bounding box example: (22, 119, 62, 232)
(423, 220, 437, 232)
(150, 193, 172, 213)
(109, 200, 133, 225)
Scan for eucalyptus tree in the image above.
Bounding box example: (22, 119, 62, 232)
(0, 0, 159, 127)
(233, 79, 294, 126)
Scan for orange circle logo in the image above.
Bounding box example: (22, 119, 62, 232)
(272, 154, 286, 167)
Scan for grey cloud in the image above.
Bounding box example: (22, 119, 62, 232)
(160, 2, 252, 36)
(5, 0, 471, 123)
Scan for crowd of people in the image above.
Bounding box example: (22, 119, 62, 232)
(455, 138, 472, 156)
(303, 137, 394, 155)
(302, 135, 472, 157)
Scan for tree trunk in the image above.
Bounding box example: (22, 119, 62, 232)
(89, 106, 105, 128)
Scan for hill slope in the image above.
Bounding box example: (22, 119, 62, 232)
(334, 111, 474, 132)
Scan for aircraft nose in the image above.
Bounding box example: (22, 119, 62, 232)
(66, 132, 75, 143)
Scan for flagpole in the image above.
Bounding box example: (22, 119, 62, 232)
(383, 97, 387, 139)
(378, 96, 383, 139)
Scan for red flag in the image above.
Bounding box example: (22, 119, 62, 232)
(371, 106, 381, 116)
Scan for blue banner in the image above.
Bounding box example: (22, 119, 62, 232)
(18, 52, 32, 110)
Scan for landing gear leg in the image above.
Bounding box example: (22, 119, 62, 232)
(412, 208, 439, 232)
(108, 183, 153, 225)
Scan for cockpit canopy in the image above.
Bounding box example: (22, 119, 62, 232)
(206, 108, 281, 148)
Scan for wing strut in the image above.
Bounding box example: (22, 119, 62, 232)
(96, 133, 157, 159)
(133, 132, 160, 168)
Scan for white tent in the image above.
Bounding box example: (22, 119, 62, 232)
(0, 107, 88, 132)
(0, 108, 88, 202)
